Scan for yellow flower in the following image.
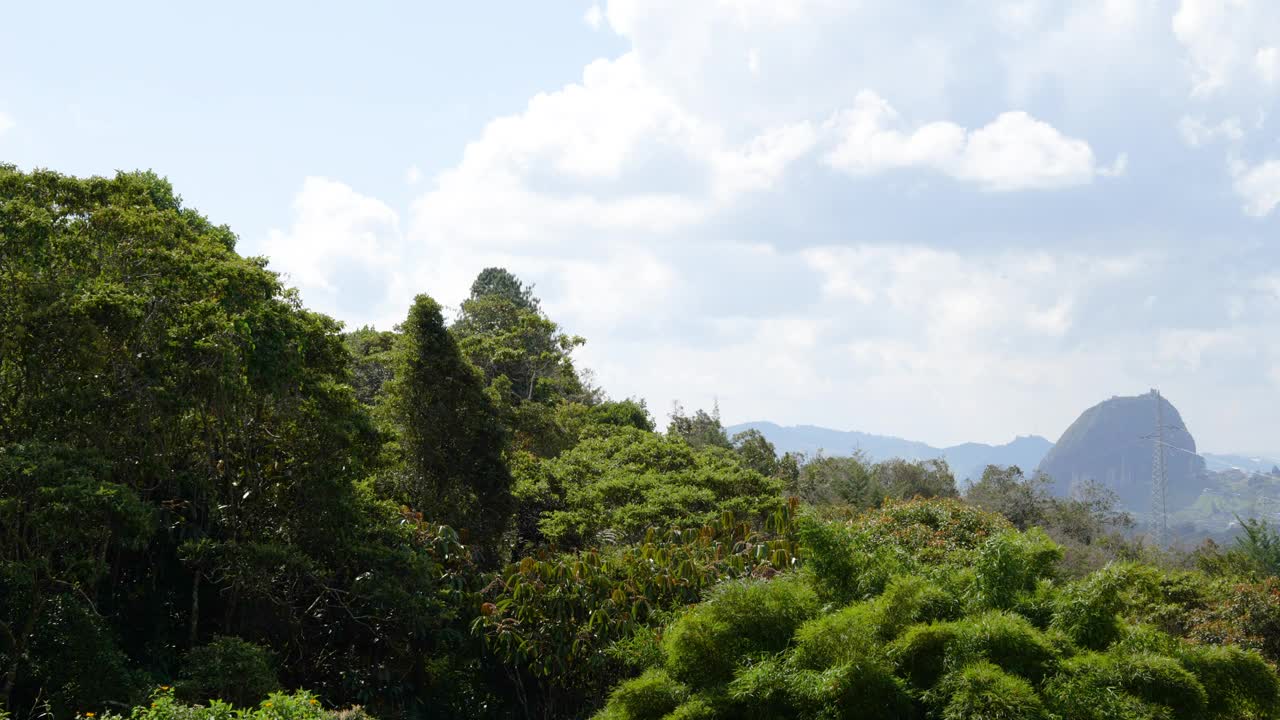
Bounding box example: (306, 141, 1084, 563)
(86, 713, 96, 718)
(160, 685, 171, 691)
(264, 702, 273, 708)
(309, 699, 318, 705)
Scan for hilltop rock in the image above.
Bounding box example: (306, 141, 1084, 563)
(1036, 390, 1206, 511)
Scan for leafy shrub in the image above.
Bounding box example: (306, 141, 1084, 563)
(176, 636, 279, 708)
(800, 660, 915, 720)
(477, 510, 799, 705)
(889, 622, 960, 691)
(968, 529, 1062, 611)
(946, 611, 1060, 683)
(1178, 644, 1280, 719)
(876, 575, 960, 636)
(939, 662, 1046, 720)
(96, 689, 348, 720)
(853, 499, 1012, 568)
(1183, 577, 1280, 663)
(1051, 565, 1128, 650)
(664, 576, 818, 688)
(1117, 652, 1208, 718)
(664, 696, 719, 720)
(1044, 651, 1207, 720)
(790, 603, 882, 670)
(600, 669, 687, 720)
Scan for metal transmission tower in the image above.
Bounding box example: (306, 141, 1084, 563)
(1147, 390, 1169, 547)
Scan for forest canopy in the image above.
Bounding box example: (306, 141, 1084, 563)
(2, 165, 1279, 720)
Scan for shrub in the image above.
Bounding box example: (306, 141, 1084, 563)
(889, 622, 960, 691)
(968, 529, 1062, 611)
(939, 662, 1046, 720)
(946, 611, 1059, 683)
(664, 576, 819, 688)
(1178, 644, 1280, 720)
(876, 575, 960, 636)
(664, 696, 719, 720)
(97, 689, 343, 720)
(790, 603, 882, 670)
(1044, 651, 1207, 720)
(1051, 565, 1128, 650)
(176, 636, 279, 708)
(797, 660, 915, 720)
(725, 658, 795, 716)
(1117, 652, 1208, 719)
(600, 669, 687, 720)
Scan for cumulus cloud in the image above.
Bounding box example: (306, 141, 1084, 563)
(253, 0, 1280, 451)
(1172, 0, 1280, 97)
(824, 92, 1099, 191)
(1232, 158, 1280, 217)
(263, 178, 408, 326)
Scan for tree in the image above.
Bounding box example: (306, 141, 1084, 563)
(380, 295, 515, 564)
(667, 402, 732, 450)
(451, 269, 586, 407)
(732, 429, 780, 477)
(965, 466, 1052, 530)
(465, 267, 540, 313)
(797, 452, 882, 508)
(343, 325, 398, 406)
(875, 458, 959, 500)
(1232, 516, 1280, 577)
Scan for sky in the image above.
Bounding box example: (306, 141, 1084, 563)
(2, 0, 1279, 455)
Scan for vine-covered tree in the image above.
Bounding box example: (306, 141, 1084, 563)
(380, 295, 515, 564)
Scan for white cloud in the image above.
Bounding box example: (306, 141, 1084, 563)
(405, 165, 422, 184)
(0, 112, 13, 135)
(263, 178, 407, 325)
(1173, 0, 1280, 97)
(584, 3, 604, 30)
(1258, 47, 1280, 85)
(824, 91, 1098, 191)
(1178, 115, 1244, 146)
(1232, 158, 1280, 217)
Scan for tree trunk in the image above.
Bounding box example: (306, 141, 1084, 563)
(188, 569, 201, 647)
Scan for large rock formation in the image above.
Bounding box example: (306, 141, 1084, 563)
(1036, 390, 1206, 511)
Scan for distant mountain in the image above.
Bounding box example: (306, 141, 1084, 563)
(1202, 453, 1280, 475)
(1036, 390, 1206, 512)
(724, 421, 1053, 482)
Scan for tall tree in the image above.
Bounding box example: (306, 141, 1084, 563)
(667, 402, 732, 450)
(381, 295, 514, 563)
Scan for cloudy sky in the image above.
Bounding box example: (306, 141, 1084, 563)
(3, 0, 1279, 454)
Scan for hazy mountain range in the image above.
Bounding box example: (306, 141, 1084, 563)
(728, 416, 1279, 488)
(725, 421, 1053, 483)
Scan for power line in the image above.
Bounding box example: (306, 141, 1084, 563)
(1141, 389, 1183, 548)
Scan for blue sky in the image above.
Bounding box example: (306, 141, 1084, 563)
(3, 0, 1279, 454)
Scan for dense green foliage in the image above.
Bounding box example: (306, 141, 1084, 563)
(3, 166, 1279, 720)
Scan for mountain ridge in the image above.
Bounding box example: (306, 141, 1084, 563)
(725, 421, 1053, 482)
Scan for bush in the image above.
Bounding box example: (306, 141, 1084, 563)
(889, 622, 960, 691)
(876, 575, 960, 636)
(664, 576, 818, 688)
(1051, 565, 1127, 650)
(790, 603, 881, 670)
(599, 669, 688, 720)
(946, 611, 1060, 683)
(1117, 652, 1208, 719)
(939, 662, 1047, 720)
(810, 660, 916, 720)
(97, 689, 349, 720)
(1178, 644, 1280, 719)
(968, 529, 1062, 611)
(1044, 651, 1207, 720)
(664, 696, 719, 720)
(176, 636, 279, 708)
